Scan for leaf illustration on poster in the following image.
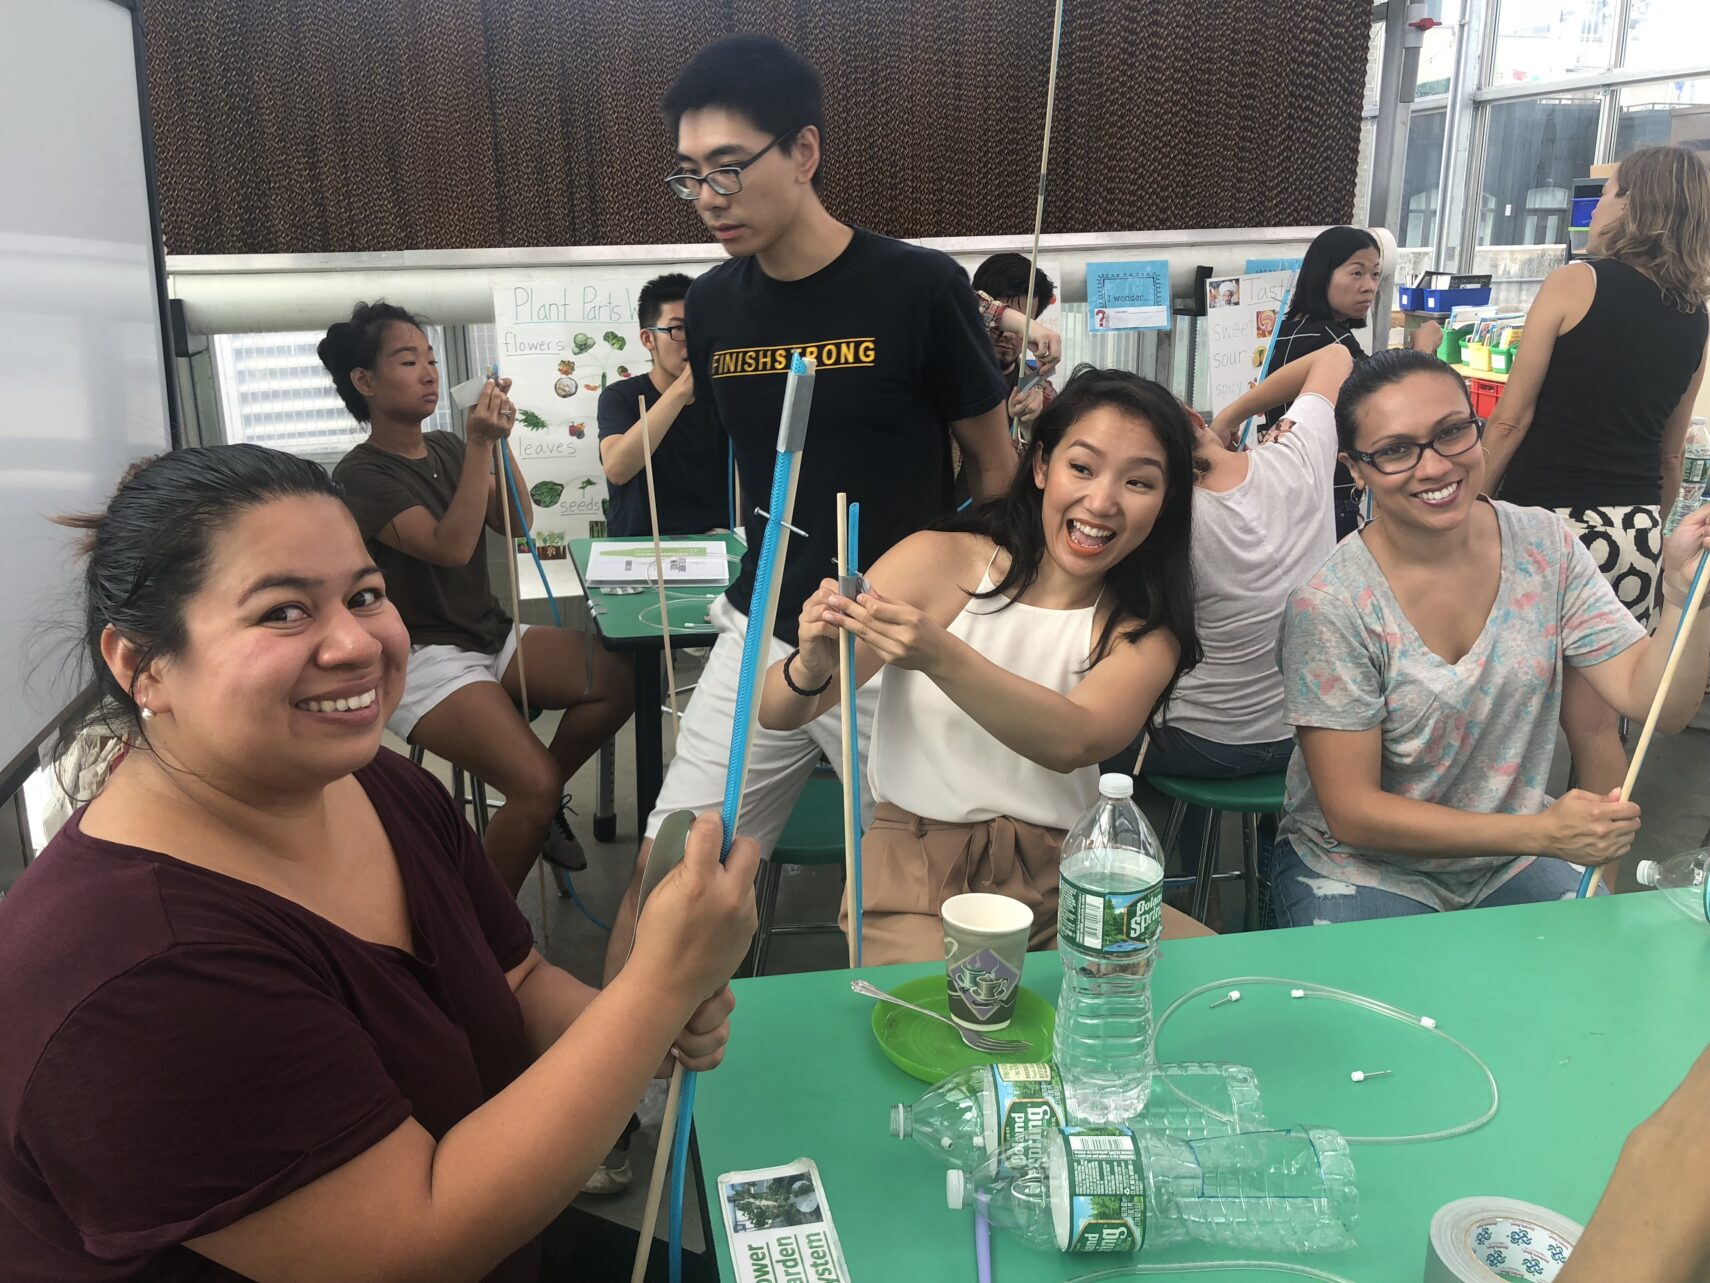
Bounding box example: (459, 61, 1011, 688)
(493, 274, 682, 544)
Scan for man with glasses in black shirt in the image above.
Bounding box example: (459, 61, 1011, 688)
(596, 272, 728, 537)
(603, 34, 1014, 978)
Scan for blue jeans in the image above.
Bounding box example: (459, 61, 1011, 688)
(1267, 837, 1604, 927)
(1135, 725, 1295, 883)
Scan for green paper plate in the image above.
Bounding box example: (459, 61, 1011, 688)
(868, 974, 1056, 1083)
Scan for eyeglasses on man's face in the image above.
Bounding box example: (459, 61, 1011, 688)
(645, 323, 687, 342)
(1348, 418, 1484, 475)
(664, 128, 800, 201)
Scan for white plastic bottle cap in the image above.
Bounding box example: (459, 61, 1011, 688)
(890, 1104, 909, 1138)
(1636, 860, 1661, 887)
(1098, 773, 1135, 800)
(946, 1169, 967, 1211)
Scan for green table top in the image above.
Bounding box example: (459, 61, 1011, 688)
(697, 894, 1710, 1281)
(568, 533, 743, 648)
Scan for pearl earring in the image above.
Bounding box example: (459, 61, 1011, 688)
(139, 706, 155, 721)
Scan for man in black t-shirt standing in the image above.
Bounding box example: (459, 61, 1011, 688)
(595, 272, 729, 537)
(604, 34, 1013, 977)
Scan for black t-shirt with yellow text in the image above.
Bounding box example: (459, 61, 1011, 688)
(686, 227, 1006, 645)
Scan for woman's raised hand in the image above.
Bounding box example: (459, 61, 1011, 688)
(828, 587, 949, 675)
(1661, 502, 1710, 598)
(466, 376, 516, 446)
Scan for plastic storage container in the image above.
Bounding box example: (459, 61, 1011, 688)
(1398, 271, 1493, 314)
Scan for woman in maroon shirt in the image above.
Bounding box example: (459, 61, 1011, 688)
(0, 446, 758, 1281)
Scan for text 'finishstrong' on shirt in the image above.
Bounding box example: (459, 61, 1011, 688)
(686, 227, 1007, 645)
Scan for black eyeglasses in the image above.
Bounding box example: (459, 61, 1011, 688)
(1347, 418, 1484, 475)
(664, 129, 800, 200)
(645, 324, 687, 342)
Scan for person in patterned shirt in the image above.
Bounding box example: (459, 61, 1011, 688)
(1270, 349, 1710, 927)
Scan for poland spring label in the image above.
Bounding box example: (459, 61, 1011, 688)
(989, 1063, 1066, 1175)
(1058, 1128, 1146, 1253)
(1059, 873, 1162, 956)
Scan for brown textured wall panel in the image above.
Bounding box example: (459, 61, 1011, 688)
(140, 0, 1370, 256)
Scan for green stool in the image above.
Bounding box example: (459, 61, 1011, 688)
(750, 773, 847, 976)
(1148, 772, 1287, 932)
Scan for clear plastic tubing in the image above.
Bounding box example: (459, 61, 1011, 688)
(1150, 976, 1499, 1146)
(1071, 1262, 1361, 1283)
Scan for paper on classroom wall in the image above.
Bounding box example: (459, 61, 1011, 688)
(1086, 259, 1171, 332)
(1205, 269, 1295, 416)
(489, 274, 676, 549)
(719, 1157, 852, 1283)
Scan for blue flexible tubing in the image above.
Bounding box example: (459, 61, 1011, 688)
(670, 437, 804, 1282)
(554, 864, 611, 932)
(496, 444, 564, 628)
(1577, 545, 1710, 897)
(1239, 286, 1293, 449)
(492, 382, 610, 936)
(846, 502, 864, 967)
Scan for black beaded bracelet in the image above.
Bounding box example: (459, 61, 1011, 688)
(782, 649, 834, 697)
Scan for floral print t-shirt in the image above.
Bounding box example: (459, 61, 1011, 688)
(1277, 500, 1646, 910)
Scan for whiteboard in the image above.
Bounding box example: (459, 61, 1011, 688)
(0, 0, 176, 787)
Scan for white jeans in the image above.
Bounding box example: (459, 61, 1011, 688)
(647, 595, 880, 858)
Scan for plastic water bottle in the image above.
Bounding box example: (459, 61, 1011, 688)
(946, 1124, 1359, 1255)
(1664, 418, 1710, 536)
(892, 1063, 1066, 1177)
(1054, 774, 1167, 1123)
(1636, 848, 1710, 924)
(892, 1062, 1267, 1174)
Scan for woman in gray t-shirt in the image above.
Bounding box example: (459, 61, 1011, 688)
(1273, 350, 1710, 926)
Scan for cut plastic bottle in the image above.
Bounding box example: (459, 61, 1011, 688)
(1636, 848, 1710, 923)
(948, 1124, 1359, 1255)
(892, 1061, 1267, 1176)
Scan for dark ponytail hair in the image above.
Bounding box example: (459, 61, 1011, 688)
(1334, 349, 1471, 452)
(316, 300, 426, 422)
(1288, 226, 1381, 327)
(56, 445, 343, 742)
(937, 366, 1201, 727)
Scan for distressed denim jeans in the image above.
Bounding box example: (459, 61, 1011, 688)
(1267, 837, 1602, 928)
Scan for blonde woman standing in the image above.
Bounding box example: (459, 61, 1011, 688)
(1486, 145, 1710, 791)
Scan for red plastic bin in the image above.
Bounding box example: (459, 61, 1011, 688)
(1468, 378, 1502, 420)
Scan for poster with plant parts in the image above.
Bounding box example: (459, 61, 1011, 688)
(490, 274, 667, 551)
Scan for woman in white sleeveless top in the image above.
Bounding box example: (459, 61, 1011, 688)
(760, 368, 1204, 963)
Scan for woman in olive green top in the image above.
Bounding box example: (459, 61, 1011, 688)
(322, 301, 633, 894)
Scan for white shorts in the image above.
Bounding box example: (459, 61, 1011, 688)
(648, 595, 880, 858)
(389, 624, 530, 741)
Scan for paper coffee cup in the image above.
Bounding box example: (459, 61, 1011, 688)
(942, 892, 1032, 1030)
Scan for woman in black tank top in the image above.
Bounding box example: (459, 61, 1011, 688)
(1488, 146, 1710, 619)
(1485, 145, 1710, 798)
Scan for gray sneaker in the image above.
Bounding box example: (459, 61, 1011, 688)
(581, 1149, 633, 1195)
(541, 809, 587, 872)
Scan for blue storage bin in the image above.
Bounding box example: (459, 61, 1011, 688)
(1398, 272, 1492, 314)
